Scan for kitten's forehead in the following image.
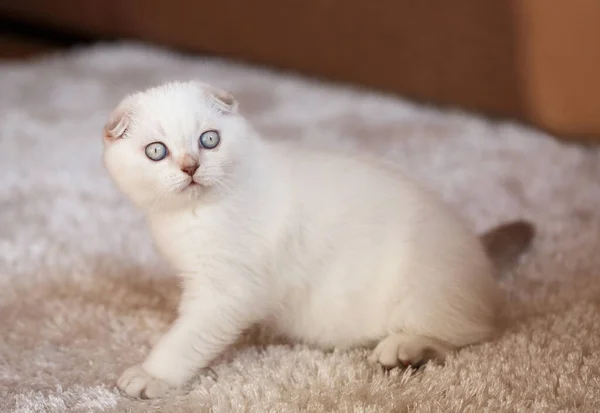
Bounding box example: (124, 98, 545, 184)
(132, 82, 218, 136)
(138, 82, 214, 118)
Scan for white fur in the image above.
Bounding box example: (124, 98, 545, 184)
(103, 81, 502, 398)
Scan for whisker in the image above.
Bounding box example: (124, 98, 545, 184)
(210, 177, 239, 196)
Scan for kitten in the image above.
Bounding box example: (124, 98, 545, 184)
(102, 81, 534, 398)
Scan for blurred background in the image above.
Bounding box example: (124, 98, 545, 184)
(1, 0, 599, 143)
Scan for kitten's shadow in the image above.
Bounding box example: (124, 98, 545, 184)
(5, 255, 180, 320)
(80, 255, 181, 321)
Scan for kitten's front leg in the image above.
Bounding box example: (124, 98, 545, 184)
(117, 273, 264, 398)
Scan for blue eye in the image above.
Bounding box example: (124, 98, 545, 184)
(199, 130, 220, 149)
(145, 142, 168, 161)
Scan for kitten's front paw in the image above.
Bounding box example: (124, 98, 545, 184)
(117, 365, 173, 399)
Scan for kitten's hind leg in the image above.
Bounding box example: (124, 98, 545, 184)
(368, 332, 455, 369)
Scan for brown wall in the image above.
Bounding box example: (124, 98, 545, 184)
(2, 0, 599, 141)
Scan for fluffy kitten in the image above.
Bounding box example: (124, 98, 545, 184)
(102, 81, 534, 399)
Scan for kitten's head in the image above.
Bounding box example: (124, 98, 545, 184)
(103, 81, 256, 212)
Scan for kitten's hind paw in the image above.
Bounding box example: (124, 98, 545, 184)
(117, 364, 173, 399)
(369, 332, 454, 369)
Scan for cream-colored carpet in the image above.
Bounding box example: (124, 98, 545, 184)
(1, 43, 600, 413)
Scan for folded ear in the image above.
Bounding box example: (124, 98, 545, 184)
(195, 81, 239, 114)
(103, 96, 137, 142)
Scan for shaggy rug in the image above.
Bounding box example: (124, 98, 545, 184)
(1, 43, 600, 413)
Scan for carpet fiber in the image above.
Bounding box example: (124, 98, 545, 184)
(1, 43, 600, 413)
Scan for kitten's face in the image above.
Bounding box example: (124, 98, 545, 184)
(103, 81, 253, 211)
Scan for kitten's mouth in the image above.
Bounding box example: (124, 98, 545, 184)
(181, 180, 202, 192)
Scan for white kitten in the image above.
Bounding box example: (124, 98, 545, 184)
(102, 81, 533, 398)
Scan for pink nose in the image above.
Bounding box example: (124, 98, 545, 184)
(181, 164, 199, 176)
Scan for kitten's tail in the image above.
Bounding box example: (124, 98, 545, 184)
(479, 220, 535, 277)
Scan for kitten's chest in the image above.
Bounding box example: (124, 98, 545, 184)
(148, 211, 216, 272)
